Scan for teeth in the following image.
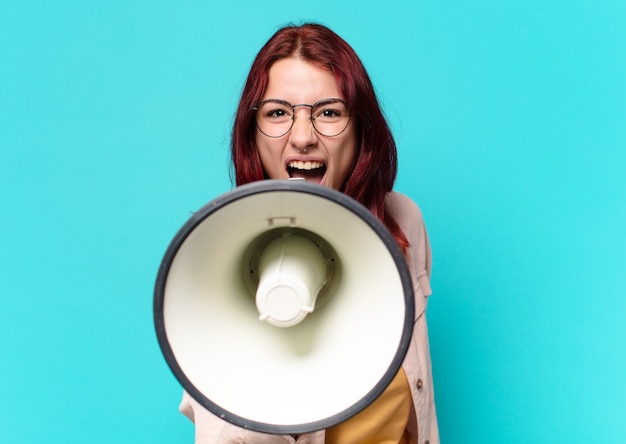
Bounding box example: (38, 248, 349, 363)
(288, 160, 324, 170)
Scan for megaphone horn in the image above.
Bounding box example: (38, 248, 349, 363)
(154, 180, 414, 435)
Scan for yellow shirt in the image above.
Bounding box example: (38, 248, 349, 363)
(325, 368, 412, 444)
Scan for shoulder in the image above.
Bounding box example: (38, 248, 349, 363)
(384, 191, 425, 228)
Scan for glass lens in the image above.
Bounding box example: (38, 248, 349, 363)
(311, 99, 350, 137)
(256, 100, 293, 138)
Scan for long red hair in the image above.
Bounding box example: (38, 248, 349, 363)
(231, 23, 408, 252)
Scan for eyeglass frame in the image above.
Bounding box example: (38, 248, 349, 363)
(253, 98, 351, 138)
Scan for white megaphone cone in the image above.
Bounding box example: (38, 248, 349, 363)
(154, 180, 414, 435)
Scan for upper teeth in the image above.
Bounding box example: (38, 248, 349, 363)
(289, 160, 324, 170)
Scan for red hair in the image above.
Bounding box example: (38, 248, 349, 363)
(231, 23, 409, 252)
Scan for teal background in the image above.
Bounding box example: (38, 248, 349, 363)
(1, 1, 625, 442)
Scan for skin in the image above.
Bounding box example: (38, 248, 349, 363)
(255, 58, 358, 191)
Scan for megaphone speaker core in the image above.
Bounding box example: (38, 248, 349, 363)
(255, 232, 327, 327)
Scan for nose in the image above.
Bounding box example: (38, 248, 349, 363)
(288, 108, 317, 151)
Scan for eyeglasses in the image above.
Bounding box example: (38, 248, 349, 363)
(254, 98, 350, 138)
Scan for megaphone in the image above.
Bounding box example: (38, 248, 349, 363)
(154, 180, 414, 435)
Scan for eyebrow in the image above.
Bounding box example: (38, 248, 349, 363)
(259, 98, 346, 105)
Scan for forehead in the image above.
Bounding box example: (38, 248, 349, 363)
(263, 58, 342, 103)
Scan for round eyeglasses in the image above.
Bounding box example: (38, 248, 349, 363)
(254, 98, 350, 138)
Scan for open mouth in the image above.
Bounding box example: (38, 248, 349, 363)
(287, 160, 327, 183)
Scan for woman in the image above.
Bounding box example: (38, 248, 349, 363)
(180, 23, 439, 444)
